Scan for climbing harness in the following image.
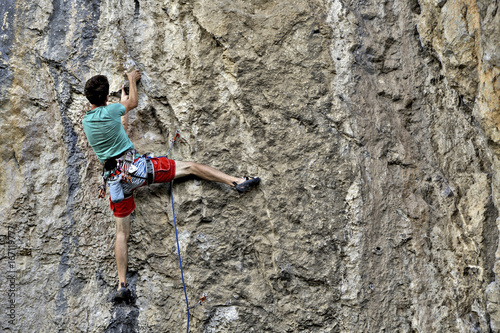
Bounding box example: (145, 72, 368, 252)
(146, 158, 154, 185)
(98, 131, 180, 199)
(98, 149, 137, 202)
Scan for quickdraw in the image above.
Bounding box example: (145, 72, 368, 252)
(188, 293, 208, 310)
(165, 130, 181, 157)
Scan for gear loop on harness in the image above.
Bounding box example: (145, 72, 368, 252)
(97, 149, 136, 199)
(97, 129, 181, 199)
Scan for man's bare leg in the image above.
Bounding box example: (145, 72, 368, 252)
(174, 161, 243, 185)
(115, 215, 130, 290)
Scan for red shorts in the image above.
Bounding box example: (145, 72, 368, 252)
(109, 157, 176, 218)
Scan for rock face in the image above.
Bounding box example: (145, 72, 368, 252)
(1, 0, 500, 331)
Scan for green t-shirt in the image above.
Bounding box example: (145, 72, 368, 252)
(82, 103, 135, 163)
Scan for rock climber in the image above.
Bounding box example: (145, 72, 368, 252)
(82, 70, 260, 301)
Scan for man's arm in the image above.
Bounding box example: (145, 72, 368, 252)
(121, 105, 129, 132)
(120, 70, 141, 114)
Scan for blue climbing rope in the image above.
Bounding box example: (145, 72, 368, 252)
(170, 181, 190, 332)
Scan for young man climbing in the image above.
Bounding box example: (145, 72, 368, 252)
(82, 70, 260, 301)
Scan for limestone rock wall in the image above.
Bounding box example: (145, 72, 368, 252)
(0, 0, 499, 332)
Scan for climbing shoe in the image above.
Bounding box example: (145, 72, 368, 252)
(114, 282, 130, 302)
(233, 177, 261, 193)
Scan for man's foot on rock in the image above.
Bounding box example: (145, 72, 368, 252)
(114, 282, 130, 302)
(233, 177, 261, 193)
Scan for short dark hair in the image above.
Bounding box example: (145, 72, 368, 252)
(84, 75, 109, 105)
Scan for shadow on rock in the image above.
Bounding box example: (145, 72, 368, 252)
(105, 272, 140, 333)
